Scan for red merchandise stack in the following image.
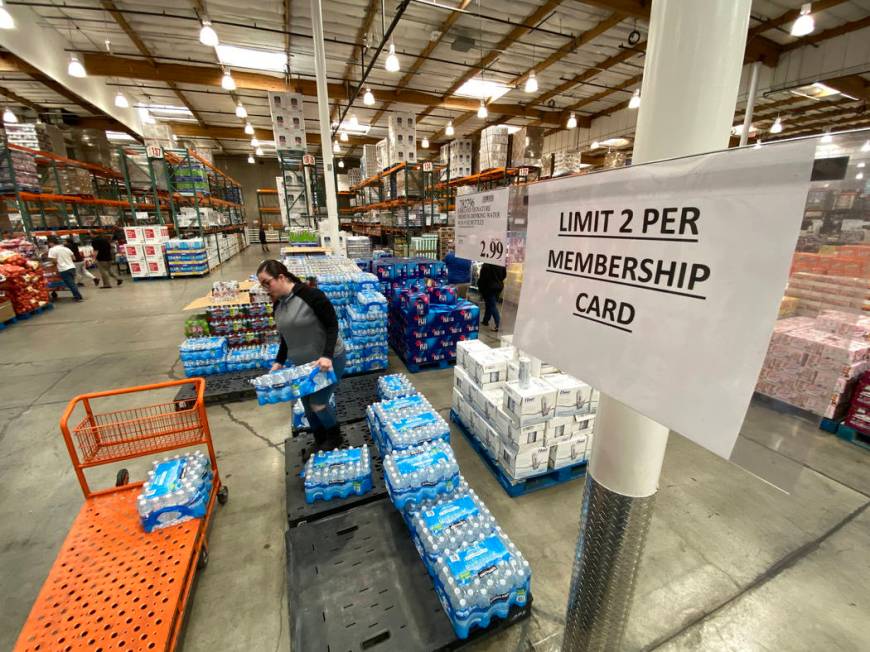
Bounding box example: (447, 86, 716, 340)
(0, 252, 50, 316)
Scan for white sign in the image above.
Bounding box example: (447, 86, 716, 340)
(514, 141, 816, 459)
(422, 161, 433, 172)
(455, 187, 509, 266)
(302, 154, 315, 166)
(146, 145, 163, 159)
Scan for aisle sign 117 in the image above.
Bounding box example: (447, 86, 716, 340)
(455, 187, 509, 267)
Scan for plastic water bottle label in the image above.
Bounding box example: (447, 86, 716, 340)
(382, 394, 426, 412)
(390, 412, 438, 432)
(422, 495, 478, 534)
(311, 448, 362, 468)
(396, 449, 449, 475)
(445, 536, 510, 586)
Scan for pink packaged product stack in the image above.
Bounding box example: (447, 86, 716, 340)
(843, 373, 870, 435)
(756, 310, 870, 419)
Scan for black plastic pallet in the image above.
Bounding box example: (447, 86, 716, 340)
(285, 500, 532, 652)
(174, 369, 262, 408)
(284, 420, 387, 528)
(294, 372, 386, 430)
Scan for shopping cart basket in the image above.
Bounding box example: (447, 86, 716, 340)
(14, 378, 227, 652)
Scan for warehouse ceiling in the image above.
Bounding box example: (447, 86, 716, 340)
(0, 0, 868, 157)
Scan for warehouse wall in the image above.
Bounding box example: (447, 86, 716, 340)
(214, 155, 281, 227)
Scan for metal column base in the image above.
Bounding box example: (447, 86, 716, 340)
(562, 475, 656, 651)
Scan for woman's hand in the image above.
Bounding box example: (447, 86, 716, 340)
(271, 362, 283, 372)
(315, 357, 333, 372)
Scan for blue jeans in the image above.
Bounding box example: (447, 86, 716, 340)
(59, 269, 82, 300)
(300, 351, 346, 431)
(481, 291, 500, 328)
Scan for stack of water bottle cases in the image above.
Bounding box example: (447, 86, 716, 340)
(367, 373, 532, 638)
(137, 450, 212, 533)
(359, 257, 480, 368)
(283, 255, 389, 375)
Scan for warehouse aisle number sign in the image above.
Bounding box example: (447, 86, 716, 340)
(515, 140, 817, 458)
(455, 187, 509, 267)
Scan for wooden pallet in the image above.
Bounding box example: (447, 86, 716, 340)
(450, 410, 587, 498)
(836, 423, 870, 451)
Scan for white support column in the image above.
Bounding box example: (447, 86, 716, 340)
(309, 0, 341, 251)
(563, 1, 752, 650)
(739, 62, 762, 147)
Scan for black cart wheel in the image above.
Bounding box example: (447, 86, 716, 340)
(217, 485, 229, 505)
(51, 291, 58, 300)
(197, 545, 209, 569)
(115, 468, 129, 486)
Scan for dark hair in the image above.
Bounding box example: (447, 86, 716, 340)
(257, 259, 302, 284)
(47, 235, 59, 244)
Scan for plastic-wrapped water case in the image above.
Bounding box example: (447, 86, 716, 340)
(384, 440, 460, 510)
(377, 373, 418, 400)
(431, 532, 532, 639)
(367, 393, 431, 452)
(137, 451, 213, 533)
(183, 357, 227, 377)
(250, 362, 337, 405)
(302, 445, 372, 503)
(179, 336, 227, 362)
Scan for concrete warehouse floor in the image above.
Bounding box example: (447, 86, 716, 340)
(1, 247, 868, 652)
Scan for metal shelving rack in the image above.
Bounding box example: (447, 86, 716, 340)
(278, 150, 320, 229)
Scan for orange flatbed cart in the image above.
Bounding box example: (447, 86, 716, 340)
(14, 378, 227, 652)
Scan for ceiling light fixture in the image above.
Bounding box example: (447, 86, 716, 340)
(255, 146, 264, 156)
(385, 42, 400, 73)
(421, 137, 429, 149)
(338, 159, 345, 169)
(567, 112, 577, 129)
(199, 19, 219, 47)
(333, 141, 340, 153)
(114, 91, 129, 108)
(791, 3, 815, 37)
(235, 102, 247, 119)
(250, 137, 259, 147)
(3, 107, 16, 123)
(221, 69, 236, 91)
(445, 121, 455, 137)
(340, 131, 349, 142)
(67, 54, 86, 78)
(590, 140, 600, 150)
(248, 153, 255, 164)
(349, 113, 360, 129)
(171, 133, 178, 141)
(363, 88, 375, 106)
(770, 116, 783, 134)
(628, 89, 641, 109)
(477, 100, 488, 119)
(244, 122, 254, 135)
(0, 1, 15, 30)
(821, 128, 833, 144)
(524, 71, 538, 94)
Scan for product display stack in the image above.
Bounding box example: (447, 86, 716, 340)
(387, 112, 417, 165)
(123, 225, 170, 278)
(268, 91, 307, 151)
(0, 145, 39, 193)
(756, 310, 870, 420)
(510, 126, 544, 169)
(440, 139, 473, 180)
(179, 335, 277, 377)
(0, 250, 50, 315)
(369, 256, 480, 370)
(172, 160, 209, 196)
(361, 143, 380, 178)
(283, 255, 389, 375)
(451, 337, 598, 490)
(164, 238, 209, 276)
(478, 126, 509, 171)
(345, 235, 372, 259)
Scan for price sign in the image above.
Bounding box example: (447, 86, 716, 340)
(518, 167, 529, 178)
(146, 145, 163, 159)
(455, 187, 509, 267)
(422, 161, 433, 172)
(302, 154, 315, 166)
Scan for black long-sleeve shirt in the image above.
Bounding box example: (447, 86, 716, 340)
(477, 263, 506, 295)
(274, 283, 345, 365)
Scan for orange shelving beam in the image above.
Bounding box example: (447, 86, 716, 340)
(9, 144, 123, 179)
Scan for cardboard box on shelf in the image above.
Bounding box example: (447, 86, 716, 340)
(123, 226, 144, 244)
(468, 350, 508, 388)
(499, 440, 550, 479)
(503, 377, 557, 425)
(142, 243, 164, 259)
(142, 226, 170, 242)
(123, 244, 145, 260)
(0, 300, 15, 323)
(549, 432, 591, 470)
(128, 259, 148, 277)
(457, 339, 489, 370)
(543, 373, 594, 415)
(504, 420, 547, 449)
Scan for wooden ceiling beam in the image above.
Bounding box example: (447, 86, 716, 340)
(332, 0, 380, 122)
(168, 122, 379, 146)
(782, 15, 870, 52)
(822, 75, 870, 103)
(0, 85, 45, 113)
(748, 0, 846, 38)
(576, 0, 649, 20)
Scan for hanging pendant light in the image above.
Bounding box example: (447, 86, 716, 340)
(349, 113, 360, 129)
(628, 89, 641, 109)
(524, 71, 538, 94)
(235, 102, 247, 119)
(385, 43, 400, 73)
(821, 128, 833, 144)
(338, 159, 345, 169)
(340, 131, 349, 142)
(363, 88, 375, 106)
(770, 116, 783, 134)
(445, 121, 455, 137)
(250, 137, 259, 148)
(0, 1, 16, 30)
(566, 112, 577, 129)
(791, 3, 815, 37)
(477, 101, 488, 119)
(255, 146, 264, 156)
(68, 54, 87, 78)
(3, 108, 17, 123)
(590, 140, 600, 150)
(333, 141, 340, 153)
(421, 137, 429, 149)
(221, 69, 236, 91)
(247, 154, 255, 164)
(114, 91, 129, 108)
(244, 122, 254, 135)
(200, 19, 219, 47)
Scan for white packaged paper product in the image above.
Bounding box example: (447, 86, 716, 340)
(483, 422, 501, 457)
(469, 351, 508, 388)
(543, 373, 594, 415)
(500, 334, 514, 348)
(471, 406, 489, 441)
(466, 381, 483, 414)
(482, 387, 505, 421)
(458, 394, 474, 427)
(544, 416, 578, 445)
(574, 413, 596, 433)
(505, 421, 547, 449)
(503, 377, 557, 425)
(491, 404, 512, 440)
(500, 440, 550, 479)
(452, 387, 463, 414)
(457, 339, 490, 371)
(549, 432, 590, 469)
(507, 360, 519, 382)
(454, 366, 473, 400)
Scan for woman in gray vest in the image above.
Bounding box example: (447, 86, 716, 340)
(257, 259, 347, 452)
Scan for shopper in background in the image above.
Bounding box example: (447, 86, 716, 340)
(443, 250, 472, 299)
(47, 236, 83, 302)
(257, 259, 346, 453)
(65, 237, 98, 287)
(2, 230, 13, 242)
(477, 262, 506, 332)
(258, 223, 270, 253)
(90, 231, 123, 288)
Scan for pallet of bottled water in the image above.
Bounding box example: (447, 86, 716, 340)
(250, 362, 337, 405)
(384, 439, 460, 510)
(137, 451, 212, 533)
(431, 531, 532, 638)
(377, 373, 417, 400)
(367, 393, 449, 454)
(224, 344, 273, 372)
(179, 336, 227, 362)
(302, 445, 372, 504)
